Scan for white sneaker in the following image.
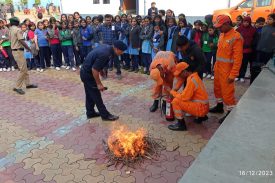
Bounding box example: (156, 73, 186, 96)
(206, 74, 212, 79)
(7, 68, 11, 72)
(61, 65, 66, 68)
(50, 66, 54, 69)
(3, 68, 7, 72)
(211, 76, 214, 80)
(11, 66, 15, 71)
(235, 78, 239, 81)
(72, 67, 76, 71)
(66, 66, 70, 70)
(0, 68, 2, 72)
(203, 73, 207, 78)
(40, 69, 44, 72)
(79, 65, 82, 69)
(36, 68, 40, 72)
(55, 67, 61, 71)
(240, 78, 245, 83)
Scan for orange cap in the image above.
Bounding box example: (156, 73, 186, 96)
(150, 68, 163, 86)
(174, 62, 189, 76)
(214, 15, 231, 28)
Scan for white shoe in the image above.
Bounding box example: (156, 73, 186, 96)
(11, 66, 15, 71)
(72, 67, 76, 71)
(50, 66, 54, 69)
(203, 73, 207, 78)
(79, 65, 82, 69)
(61, 65, 66, 68)
(66, 66, 70, 70)
(3, 68, 7, 72)
(211, 76, 214, 80)
(206, 74, 211, 79)
(7, 68, 11, 72)
(235, 78, 239, 81)
(240, 78, 245, 83)
(40, 69, 44, 72)
(185, 113, 192, 117)
(0, 68, 2, 72)
(55, 67, 60, 71)
(36, 68, 40, 72)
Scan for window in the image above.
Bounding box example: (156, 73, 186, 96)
(93, 0, 100, 4)
(239, 0, 253, 8)
(103, 0, 110, 4)
(256, 0, 272, 7)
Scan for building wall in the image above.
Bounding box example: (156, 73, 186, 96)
(61, 0, 120, 15)
(139, 0, 240, 16)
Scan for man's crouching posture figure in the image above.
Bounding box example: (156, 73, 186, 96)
(168, 62, 209, 131)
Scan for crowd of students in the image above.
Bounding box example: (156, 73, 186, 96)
(0, 10, 274, 83)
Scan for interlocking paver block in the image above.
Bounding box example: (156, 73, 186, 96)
(100, 169, 121, 183)
(83, 174, 105, 183)
(53, 174, 74, 183)
(113, 175, 135, 183)
(23, 158, 42, 169)
(71, 168, 91, 182)
(42, 168, 62, 181)
(32, 163, 52, 175)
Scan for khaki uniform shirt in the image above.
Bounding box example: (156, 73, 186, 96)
(9, 25, 24, 50)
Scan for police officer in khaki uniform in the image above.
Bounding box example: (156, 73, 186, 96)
(10, 17, 37, 95)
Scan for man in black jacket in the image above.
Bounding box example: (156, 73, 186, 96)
(148, 2, 158, 17)
(176, 36, 206, 79)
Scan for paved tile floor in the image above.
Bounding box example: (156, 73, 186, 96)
(0, 69, 249, 183)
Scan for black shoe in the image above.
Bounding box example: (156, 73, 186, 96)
(194, 115, 209, 124)
(209, 103, 224, 113)
(150, 100, 159, 112)
(109, 68, 113, 71)
(128, 68, 134, 72)
(13, 88, 25, 95)
(168, 119, 187, 131)
(219, 111, 230, 124)
(87, 112, 100, 119)
(146, 71, 150, 75)
(102, 114, 119, 121)
(161, 100, 166, 115)
(26, 84, 38, 89)
(134, 69, 139, 73)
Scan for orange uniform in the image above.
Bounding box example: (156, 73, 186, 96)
(214, 28, 243, 110)
(170, 72, 209, 119)
(150, 51, 184, 99)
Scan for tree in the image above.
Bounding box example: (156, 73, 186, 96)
(5, 0, 13, 4)
(35, 0, 40, 5)
(20, 0, 27, 5)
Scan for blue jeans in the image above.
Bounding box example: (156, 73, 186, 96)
(142, 53, 151, 72)
(50, 44, 62, 67)
(39, 46, 51, 69)
(131, 55, 139, 70)
(74, 46, 82, 66)
(61, 45, 75, 67)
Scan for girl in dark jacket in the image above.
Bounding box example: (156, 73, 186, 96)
(165, 17, 177, 53)
(236, 16, 256, 82)
(127, 17, 141, 72)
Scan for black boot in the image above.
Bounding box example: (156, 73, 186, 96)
(194, 115, 208, 124)
(219, 111, 231, 124)
(168, 119, 187, 131)
(150, 100, 159, 112)
(209, 102, 224, 113)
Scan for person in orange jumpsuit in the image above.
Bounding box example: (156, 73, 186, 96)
(210, 15, 243, 124)
(149, 51, 184, 113)
(167, 62, 209, 131)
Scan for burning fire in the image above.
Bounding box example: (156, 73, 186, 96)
(107, 126, 147, 159)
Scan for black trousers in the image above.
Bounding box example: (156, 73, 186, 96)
(80, 68, 110, 118)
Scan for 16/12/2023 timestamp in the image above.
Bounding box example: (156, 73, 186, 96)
(239, 170, 273, 176)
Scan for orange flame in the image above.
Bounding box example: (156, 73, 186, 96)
(107, 126, 147, 159)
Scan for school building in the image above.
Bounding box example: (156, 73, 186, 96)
(60, 0, 240, 16)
